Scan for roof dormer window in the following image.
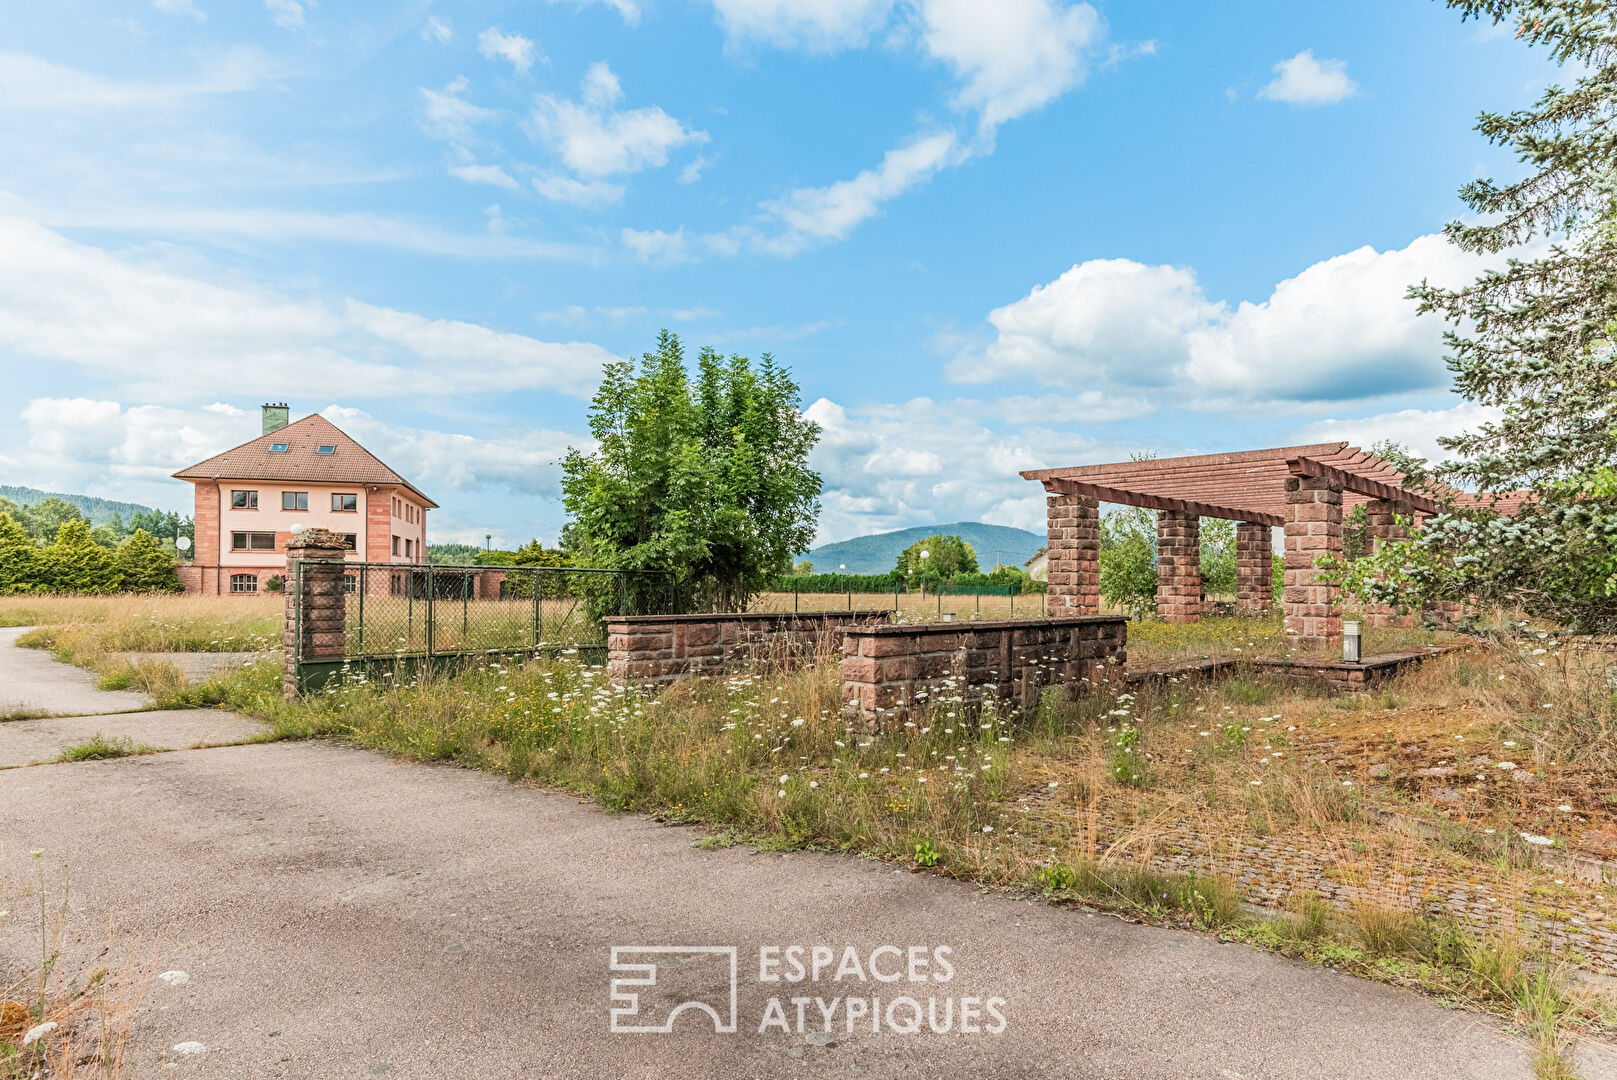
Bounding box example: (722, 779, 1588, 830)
(317, 445, 336, 455)
(269, 443, 289, 453)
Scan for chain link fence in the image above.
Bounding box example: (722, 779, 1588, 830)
(334, 562, 675, 661)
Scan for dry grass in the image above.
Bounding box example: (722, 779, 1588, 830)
(1, 854, 147, 1079)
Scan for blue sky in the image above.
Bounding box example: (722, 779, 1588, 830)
(0, 1, 1559, 547)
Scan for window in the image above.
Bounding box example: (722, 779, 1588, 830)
(269, 443, 289, 453)
(229, 574, 258, 594)
(231, 532, 276, 551)
(343, 574, 357, 595)
(332, 493, 357, 512)
(317, 444, 336, 455)
(230, 490, 258, 509)
(404, 538, 413, 558)
(391, 535, 400, 555)
(338, 533, 358, 550)
(282, 491, 308, 511)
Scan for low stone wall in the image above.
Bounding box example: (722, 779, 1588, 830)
(1125, 646, 1462, 693)
(606, 611, 891, 688)
(841, 616, 1127, 733)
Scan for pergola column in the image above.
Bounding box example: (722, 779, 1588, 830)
(1045, 492, 1099, 616)
(1359, 499, 1413, 628)
(1235, 522, 1272, 616)
(1156, 510, 1200, 623)
(1283, 476, 1343, 643)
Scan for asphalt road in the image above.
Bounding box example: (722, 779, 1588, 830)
(0, 625, 151, 716)
(1, 740, 1544, 1080)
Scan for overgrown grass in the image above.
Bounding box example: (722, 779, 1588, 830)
(54, 735, 156, 762)
(1125, 614, 1448, 666)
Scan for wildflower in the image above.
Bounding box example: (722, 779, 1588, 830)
(1048, 781, 1058, 788)
(778, 789, 786, 798)
(1557, 805, 1573, 812)
(22, 1022, 57, 1045)
(982, 826, 993, 833)
(808, 780, 818, 789)
(1496, 762, 1517, 771)
(779, 774, 789, 784)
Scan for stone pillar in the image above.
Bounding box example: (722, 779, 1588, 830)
(1283, 477, 1343, 644)
(1360, 500, 1413, 628)
(1045, 492, 1100, 616)
(1235, 522, 1273, 616)
(1155, 510, 1201, 623)
(284, 531, 349, 699)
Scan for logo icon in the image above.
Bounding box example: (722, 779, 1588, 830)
(609, 946, 739, 1034)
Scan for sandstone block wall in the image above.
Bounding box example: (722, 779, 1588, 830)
(840, 616, 1126, 732)
(1235, 522, 1273, 616)
(1045, 493, 1100, 616)
(1156, 510, 1201, 623)
(606, 611, 891, 688)
(1283, 476, 1343, 642)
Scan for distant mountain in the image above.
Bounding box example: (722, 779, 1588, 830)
(805, 522, 1044, 575)
(0, 485, 166, 527)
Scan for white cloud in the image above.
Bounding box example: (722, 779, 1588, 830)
(478, 27, 538, 75)
(533, 174, 625, 207)
(1295, 402, 1502, 467)
(529, 63, 707, 178)
(153, 0, 206, 21)
(708, 0, 895, 52)
(0, 217, 617, 403)
(422, 15, 453, 43)
(804, 396, 1123, 541)
(265, 0, 306, 29)
(1258, 49, 1357, 106)
(0, 49, 273, 110)
(679, 154, 711, 184)
(953, 234, 1494, 405)
(449, 163, 518, 189)
(418, 78, 496, 143)
(550, 0, 641, 25)
(917, 0, 1103, 133)
(755, 130, 962, 253)
(622, 226, 692, 262)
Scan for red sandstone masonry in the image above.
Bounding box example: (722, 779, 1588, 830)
(1283, 475, 1343, 643)
(1235, 521, 1272, 616)
(1045, 493, 1100, 616)
(606, 611, 891, 689)
(283, 535, 350, 699)
(1156, 510, 1200, 623)
(840, 616, 1127, 733)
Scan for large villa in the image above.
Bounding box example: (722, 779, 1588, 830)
(171, 404, 436, 595)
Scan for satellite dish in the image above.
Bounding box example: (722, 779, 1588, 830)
(175, 536, 192, 551)
(290, 523, 306, 535)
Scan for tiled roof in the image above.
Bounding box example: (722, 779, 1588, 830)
(172, 414, 438, 507)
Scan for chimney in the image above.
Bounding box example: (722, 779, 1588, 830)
(262, 402, 289, 435)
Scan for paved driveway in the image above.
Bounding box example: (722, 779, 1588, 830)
(1, 741, 1542, 1080)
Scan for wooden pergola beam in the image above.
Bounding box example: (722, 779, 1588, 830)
(1287, 456, 1441, 515)
(1021, 442, 1351, 481)
(1042, 477, 1283, 527)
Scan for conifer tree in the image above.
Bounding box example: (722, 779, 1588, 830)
(0, 513, 39, 594)
(115, 529, 180, 592)
(43, 519, 120, 594)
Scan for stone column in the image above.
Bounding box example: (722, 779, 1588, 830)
(1045, 492, 1100, 616)
(1156, 510, 1201, 623)
(284, 531, 349, 699)
(1283, 477, 1343, 644)
(1359, 499, 1413, 628)
(1235, 522, 1273, 616)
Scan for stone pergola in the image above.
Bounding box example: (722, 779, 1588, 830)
(1021, 443, 1442, 643)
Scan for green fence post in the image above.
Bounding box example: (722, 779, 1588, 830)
(533, 569, 542, 649)
(356, 564, 365, 656)
(462, 568, 469, 646)
(426, 565, 435, 661)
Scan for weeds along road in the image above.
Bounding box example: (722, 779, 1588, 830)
(0, 732, 1539, 1080)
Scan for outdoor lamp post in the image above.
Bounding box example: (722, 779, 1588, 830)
(1342, 620, 1362, 664)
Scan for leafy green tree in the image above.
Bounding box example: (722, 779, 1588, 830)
(0, 513, 41, 594)
(1199, 517, 1236, 598)
(115, 529, 180, 592)
(1098, 506, 1158, 619)
(42, 519, 119, 593)
(894, 535, 978, 582)
(13, 497, 87, 543)
(561, 331, 821, 611)
(1344, 3, 1617, 630)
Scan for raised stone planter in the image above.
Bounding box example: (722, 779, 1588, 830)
(606, 610, 890, 689)
(841, 616, 1127, 733)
